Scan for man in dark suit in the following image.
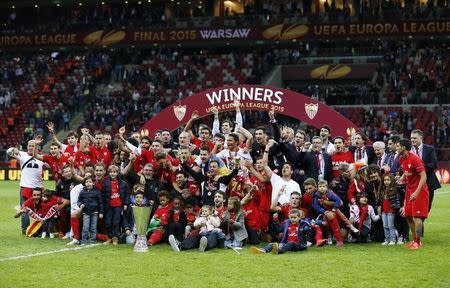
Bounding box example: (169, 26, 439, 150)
(301, 136, 333, 184)
(349, 132, 376, 165)
(410, 129, 441, 212)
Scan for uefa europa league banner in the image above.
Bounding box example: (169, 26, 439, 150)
(139, 85, 359, 140)
(1, 20, 448, 48)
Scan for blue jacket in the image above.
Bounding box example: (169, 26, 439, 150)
(101, 177, 130, 208)
(280, 219, 310, 247)
(78, 188, 103, 215)
(312, 190, 343, 215)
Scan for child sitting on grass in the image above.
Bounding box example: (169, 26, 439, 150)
(147, 190, 172, 246)
(40, 189, 69, 238)
(194, 205, 224, 252)
(250, 209, 309, 254)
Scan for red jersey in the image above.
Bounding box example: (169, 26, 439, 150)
(134, 149, 155, 173)
(154, 203, 173, 225)
(62, 143, 79, 157)
(186, 212, 196, 224)
(95, 177, 105, 191)
(250, 175, 272, 213)
(74, 150, 96, 169)
(331, 151, 354, 178)
(286, 222, 300, 243)
(280, 204, 296, 223)
(243, 191, 262, 231)
(382, 198, 393, 213)
(300, 192, 314, 218)
(398, 152, 429, 195)
(89, 145, 111, 167)
(43, 154, 71, 182)
(109, 179, 122, 207)
(191, 136, 214, 150)
(40, 195, 63, 216)
(172, 209, 181, 223)
(22, 198, 41, 214)
(348, 179, 365, 203)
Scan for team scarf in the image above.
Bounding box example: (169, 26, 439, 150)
(25, 205, 59, 222)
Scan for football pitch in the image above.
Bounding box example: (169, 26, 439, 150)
(0, 181, 449, 288)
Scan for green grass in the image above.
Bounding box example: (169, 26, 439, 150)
(0, 181, 449, 288)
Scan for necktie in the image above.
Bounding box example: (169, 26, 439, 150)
(377, 157, 381, 167)
(296, 146, 301, 152)
(415, 147, 420, 159)
(358, 149, 362, 160)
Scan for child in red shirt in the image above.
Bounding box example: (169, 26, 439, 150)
(147, 190, 172, 246)
(102, 165, 129, 245)
(250, 209, 309, 254)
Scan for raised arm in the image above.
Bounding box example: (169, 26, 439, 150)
(236, 125, 254, 148)
(244, 160, 269, 183)
(269, 109, 281, 143)
(183, 110, 199, 134)
(262, 139, 276, 168)
(181, 162, 208, 184)
(47, 122, 64, 148)
(211, 106, 220, 136)
(33, 135, 44, 161)
(270, 186, 284, 211)
(81, 128, 96, 146)
(234, 100, 243, 128)
(122, 153, 136, 176)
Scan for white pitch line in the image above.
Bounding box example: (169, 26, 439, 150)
(435, 191, 449, 195)
(0, 244, 100, 262)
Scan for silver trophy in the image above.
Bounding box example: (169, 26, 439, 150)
(132, 206, 152, 252)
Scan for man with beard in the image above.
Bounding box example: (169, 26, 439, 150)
(331, 136, 353, 179)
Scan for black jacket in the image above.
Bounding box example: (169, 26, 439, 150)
(78, 188, 103, 215)
(421, 144, 441, 192)
(101, 177, 130, 208)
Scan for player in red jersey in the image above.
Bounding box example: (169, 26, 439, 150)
(396, 139, 429, 250)
(73, 134, 97, 173)
(82, 128, 112, 168)
(331, 136, 354, 179)
(244, 157, 272, 234)
(47, 122, 79, 157)
(33, 136, 70, 183)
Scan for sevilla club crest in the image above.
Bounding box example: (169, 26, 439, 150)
(305, 103, 319, 120)
(173, 105, 187, 121)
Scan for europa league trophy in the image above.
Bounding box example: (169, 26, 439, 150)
(132, 206, 151, 252)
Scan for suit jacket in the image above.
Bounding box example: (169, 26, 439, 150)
(349, 145, 376, 165)
(302, 151, 333, 184)
(223, 210, 248, 242)
(421, 144, 441, 192)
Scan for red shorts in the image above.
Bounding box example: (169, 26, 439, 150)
(404, 189, 429, 218)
